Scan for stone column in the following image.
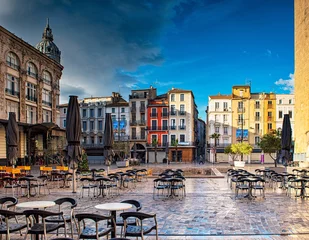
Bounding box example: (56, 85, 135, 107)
(37, 79, 43, 123)
(19, 71, 27, 122)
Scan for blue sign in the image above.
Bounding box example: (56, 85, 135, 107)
(236, 129, 248, 141)
(113, 120, 126, 132)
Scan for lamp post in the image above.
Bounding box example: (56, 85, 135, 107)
(240, 90, 244, 161)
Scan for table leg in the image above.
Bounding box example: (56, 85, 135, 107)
(110, 210, 117, 238)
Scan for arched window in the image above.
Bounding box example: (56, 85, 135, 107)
(42, 70, 52, 85)
(27, 62, 38, 78)
(6, 52, 19, 70)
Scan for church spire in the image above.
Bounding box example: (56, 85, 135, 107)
(42, 17, 53, 41)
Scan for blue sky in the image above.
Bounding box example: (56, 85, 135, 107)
(0, 0, 294, 120)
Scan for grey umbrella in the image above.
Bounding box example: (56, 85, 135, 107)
(281, 114, 292, 167)
(103, 113, 114, 172)
(66, 96, 82, 193)
(133, 142, 137, 159)
(7, 112, 19, 166)
(165, 142, 169, 165)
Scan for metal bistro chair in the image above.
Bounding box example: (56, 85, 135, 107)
(0, 209, 27, 240)
(2, 177, 20, 197)
(75, 213, 113, 239)
(235, 178, 249, 198)
(120, 212, 158, 240)
(45, 198, 78, 238)
(79, 178, 97, 199)
(153, 178, 170, 199)
(37, 175, 51, 195)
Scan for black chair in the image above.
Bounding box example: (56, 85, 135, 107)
(37, 175, 50, 195)
(79, 178, 97, 198)
(0, 209, 27, 240)
(75, 213, 113, 239)
(23, 209, 67, 239)
(2, 177, 20, 197)
(120, 212, 158, 240)
(153, 178, 170, 199)
(0, 197, 18, 210)
(45, 198, 78, 238)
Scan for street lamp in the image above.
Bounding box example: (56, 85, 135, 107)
(239, 90, 244, 161)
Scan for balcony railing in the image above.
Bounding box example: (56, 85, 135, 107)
(5, 88, 19, 97)
(27, 71, 38, 79)
(131, 136, 146, 140)
(179, 111, 186, 116)
(43, 79, 51, 85)
(255, 116, 260, 121)
(138, 120, 146, 126)
(131, 107, 136, 112)
(170, 111, 176, 116)
(6, 61, 19, 70)
(26, 95, 37, 102)
(130, 121, 137, 126)
(237, 107, 245, 113)
(147, 126, 169, 131)
(170, 126, 176, 130)
(150, 113, 158, 118)
(42, 100, 52, 107)
(179, 125, 186, 130)
(140, 106, 146, 112)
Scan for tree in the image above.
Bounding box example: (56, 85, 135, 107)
(78, 148, 89, 171)
(210, 133, 220, 162)
(224, 142, 253, 162)
(259, 130, 281, 167)
(171, 138, 179, 162)
(152, 138, 158, 164)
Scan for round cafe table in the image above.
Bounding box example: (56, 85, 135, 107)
(95, 202, 132, 238)
(16, 201, 55, 240)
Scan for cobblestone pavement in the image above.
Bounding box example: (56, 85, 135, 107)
(2, 165, 309, 239)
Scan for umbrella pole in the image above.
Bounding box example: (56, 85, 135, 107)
(72, 168, 77, 193)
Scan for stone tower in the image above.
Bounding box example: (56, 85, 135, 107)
(294, 0, 309, 160)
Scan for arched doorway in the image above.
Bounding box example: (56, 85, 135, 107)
(131, 143, 146, 163)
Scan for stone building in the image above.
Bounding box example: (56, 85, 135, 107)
(294, 0, 309, 162)
(0, 21, 63, 163)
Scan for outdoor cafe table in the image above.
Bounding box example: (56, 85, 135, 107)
(242, 177, 262, 200)
(95, 202, 132, 238)
(16, 200, 56, 240)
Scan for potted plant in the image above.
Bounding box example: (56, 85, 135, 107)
(224, 142, 253, 167)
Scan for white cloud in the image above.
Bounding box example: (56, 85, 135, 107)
(275, 73, 294, 93)
(265, 49, 272, 57)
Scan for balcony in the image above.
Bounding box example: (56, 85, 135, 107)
(179, 125, 186, 130)
(131, 135, 146, 141)
(131, 107, 136, 112)
(237, 107, 245, 113)
(27, 71, 38, 79)
(214, 121, 221, 126)
(150, 113, 158, 118)
(138, 120, 146, 126)
(42, 100, 52, 107)
(179, 111, 186, 116)
(26, 95, 37, 102)
(237, 120, 245, 125)
(130, 121, 137, 126)
(161, 112, 169, 117)
(255, 116, 260, 121)
(5, 88, 19, 97)
(147, 126, 168, 131)
(140, 106, 146, 112)
(170, 111, 176, 116)
(6, 61, 19, 70)
(43, 79, 51, 85)
(268, 117, 273, 121)
(170, 126, 176, 130)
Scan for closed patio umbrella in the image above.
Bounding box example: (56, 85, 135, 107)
(66, 96, 82, 193)
(7, 112, 19, 166)
(133, 142, 137, 159)
(104, 113, 114, 173)
(165, 142, 169, 165)
(281, 114, 292, 167)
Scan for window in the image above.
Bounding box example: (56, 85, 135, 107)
(98, 120, 103, 130)
(83, 137, 87, 144)
(82, 109, 87, 118)
(162, 120, 168, 130)
(27, 62, 37, 78)
(279, 99, 282, 104)
(43, 71, 51, 85)
(171, 94, 175, 102)
(171, 119, 176, 130)
(238, 114, 243, 125)
(90, 109, 94, 117)
(131, 112, 136, 122)
(162, 135, 168, 146)
(112, 108, 115, 113)
(215, 114, 219, 122)
(6, 101, 19, 120)
(6, 52, 19, 70)
(289, 99, 292, 104)
(267, 123, 272, 131)
(180, 119, 185, 129)
(289, 111, 293, 118)
(43, 110, 51, 122)
(26, 83, 37, 102)
(279, 111, 283, 119)
(162, 108, 168, 116)
(255, 112, 260, 121)
(6, 74, 19, 96)
(121, 107, 125, 113)
(255, 136, 260, 145)
(215, 138, 219, 146)
(98, 108, 102, 117)
(111, 115, 116, 122)
(171, 135, 176, 143)
(151, 108, 157, 117)
(42, 89, 51, 107)
(223, 127, 228, 135)
(255, 101, 260, 109)
(151, 135, 157, 143)
(171, 105, 176, 115)
(223, 102, 228, 110)
(223, 114, 227, 122)
(90, 121, 94, 131)
(91, 137, 94, 144)
(63, 108, 66, 114)
(82, 121, 87, 131)
(268, 112, 272, 121)
(180, 134, 185, 142)
(215, 127, 219, 133)
(180, 105, 185, 114)
(99, 136, 103, 144)
(26, 105, 36, 124)
(121, 115, 126, 121)
(63, 120, 66, 128)
(151, 120, 157, 130)
(255, 123, 260, 134)
(238, 101, 243, 109)
(215, 102, 219, 110)
(141, 128, 146, 139)
(180, 94, 184, 101)
(132, 128, 136, 139)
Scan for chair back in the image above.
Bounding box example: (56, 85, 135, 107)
(23, 209, 63, 222)
(120, 211, 156, 221)
(0, 197, 18, 209)
(121, 200, 142, 211)
(75, 213, 112, 222)
(54, 197, 77, 209)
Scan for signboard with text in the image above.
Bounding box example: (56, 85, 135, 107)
(236, 129, 248, 141)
